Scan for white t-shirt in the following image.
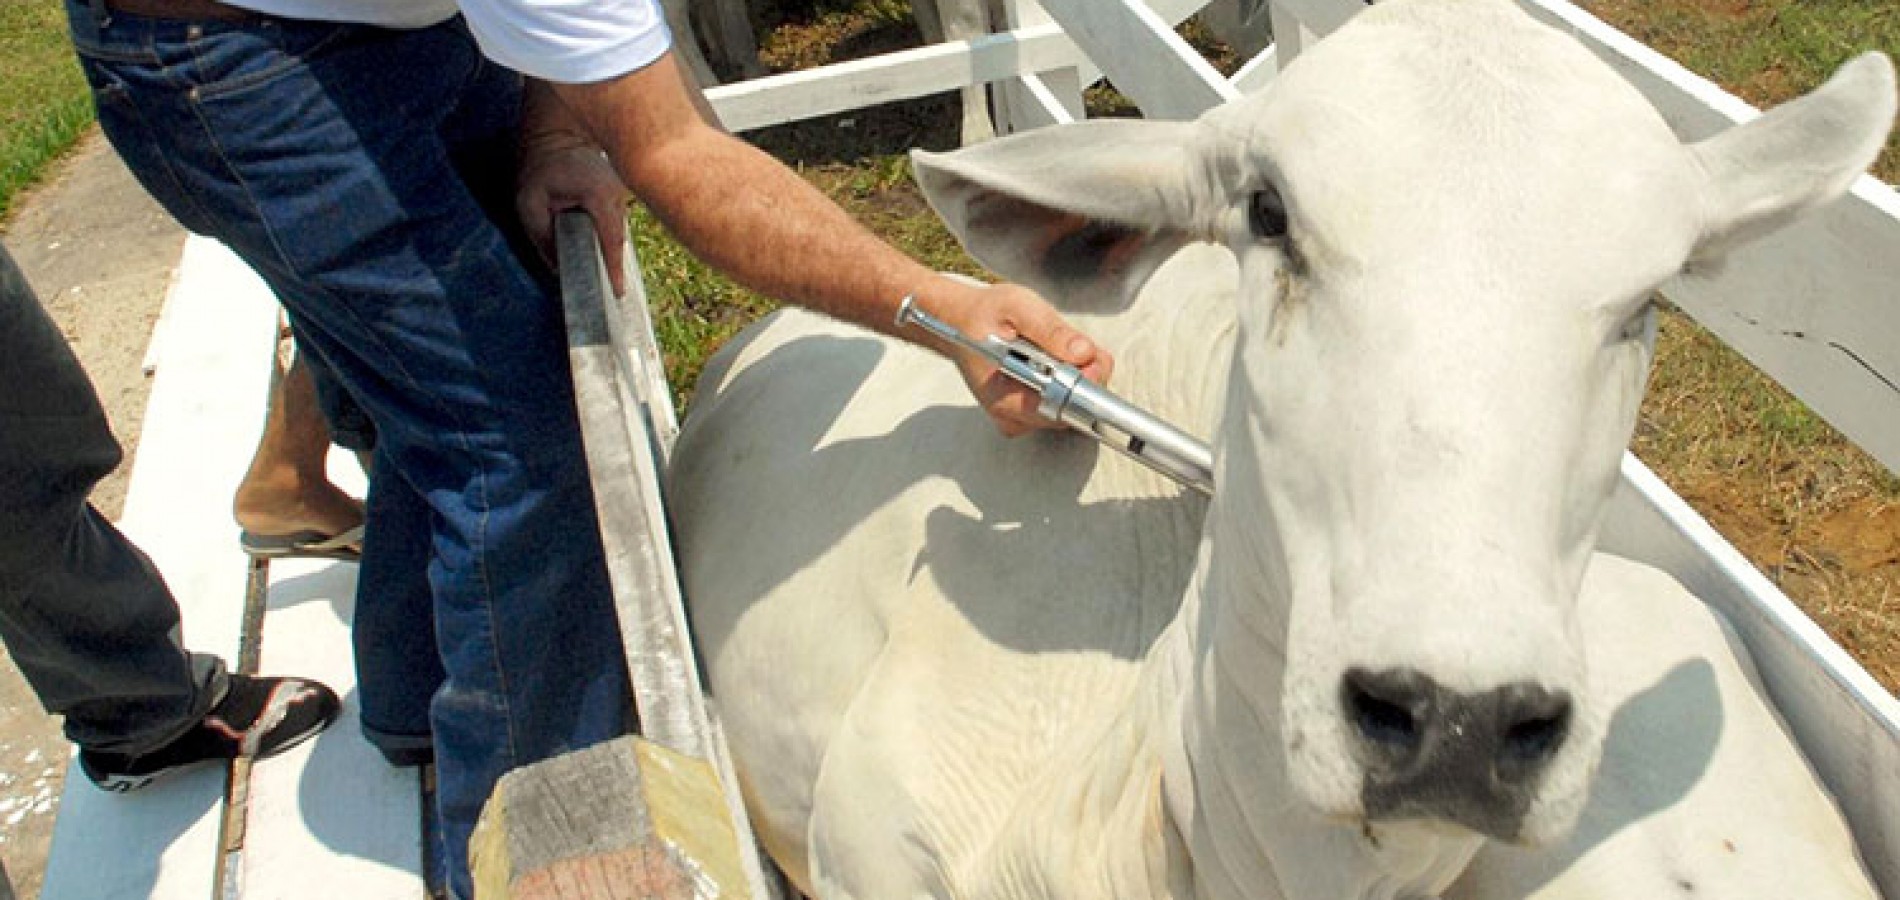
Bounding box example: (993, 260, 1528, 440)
(224, 0, 672, 84)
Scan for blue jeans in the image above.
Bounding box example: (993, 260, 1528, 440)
(65, 9, 633, 895)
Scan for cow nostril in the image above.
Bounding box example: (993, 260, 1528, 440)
(1343, 669, 1424, 757)
(1502, 713, 1566, 761)
(1497, 691, 1571, 780)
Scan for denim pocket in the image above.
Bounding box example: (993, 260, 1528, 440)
(76, 60, 222, 236)
(180, 18, 359, 100)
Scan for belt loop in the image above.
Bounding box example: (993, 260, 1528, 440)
(87, 0, 112, 28)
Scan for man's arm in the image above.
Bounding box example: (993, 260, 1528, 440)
(537, 55, 1113, 436)
(517, 81, 634, 295)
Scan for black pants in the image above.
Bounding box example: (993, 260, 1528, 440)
(0, 240, 223, 755)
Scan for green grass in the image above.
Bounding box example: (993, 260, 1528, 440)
(633, 147, 977, 410)
(0, 0, 93, 223)
(1580, 0, 1900, 181)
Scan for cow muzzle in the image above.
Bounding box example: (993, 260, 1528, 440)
(1342, 666, 1572, 841)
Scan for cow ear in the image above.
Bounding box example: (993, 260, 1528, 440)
(1688, 52, 1896, 270)
(912, 120, 1218, 311)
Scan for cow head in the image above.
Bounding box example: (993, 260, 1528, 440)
(914, 0, 1891, 860)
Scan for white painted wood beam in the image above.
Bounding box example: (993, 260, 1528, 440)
(1230, 43, 1278, 94)
(241, 454, 426, 900)
(994, 0, 1084, 135)
(1039, 0, 1239, 120)
(1271, 0, 1364, 38)
(708, 23, 1087, 133)
(1006, 72, 1084, 130)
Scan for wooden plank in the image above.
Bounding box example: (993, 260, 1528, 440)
(988, 72, 1079, 133)
(555, 213, 781, 899)
(1072, 0, 1224, 89)
(1039, 0, 1239, 119)
(559, 214, 704, 757)
(993, 0, 1084, 135)
(1230, 43, 1278, 94)
(1517, 0, 1900, 475)
(471, 736, 749, 900)
(1270, 0, 1363, 40)
(707, 23, 1089, 133)
(1601, 453, 1900, 898)
(238, 452, 426, 900)
(42, 235, 279, 899)
(702, 0, 1216, 134)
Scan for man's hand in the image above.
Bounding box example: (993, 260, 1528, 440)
(918, 278, 1114, 437)
(515, 130, 632, 295)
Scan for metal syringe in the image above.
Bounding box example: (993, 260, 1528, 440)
(896, 296, 1213, 495)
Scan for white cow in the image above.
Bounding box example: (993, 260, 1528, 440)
(1446, 555, 1878, 899)
(668, 1, 1895, 897)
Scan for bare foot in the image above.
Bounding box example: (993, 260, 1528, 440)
(233, 473, 364, 541)
(236, 349, 366, 542)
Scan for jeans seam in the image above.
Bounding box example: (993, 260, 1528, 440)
(104, 72, 218, 234)
(184, 97, 304, 284)
(186, 23, 356, 101)
(471, 464, 519, 768)
(69, 41, 159, 64)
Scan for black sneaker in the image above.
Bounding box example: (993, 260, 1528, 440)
(79, 674, 342, 793)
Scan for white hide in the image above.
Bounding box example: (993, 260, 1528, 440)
(668, 1, 1896, 898)
(1445, 554, 1877, 899)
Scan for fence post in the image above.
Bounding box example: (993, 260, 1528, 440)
(995, 0, 1086, 134)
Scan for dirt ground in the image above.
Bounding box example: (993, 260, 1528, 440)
(0, 129, 185, 900)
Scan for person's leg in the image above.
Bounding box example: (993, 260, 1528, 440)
(0, 240, 339, 789)
(232, 348, 365, 554)
(350, 440, 440, 767)
(0, 239, 217, 757)
(66, 12, 631, 893)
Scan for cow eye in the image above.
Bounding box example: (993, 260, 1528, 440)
(1248, 188, 1289, 239)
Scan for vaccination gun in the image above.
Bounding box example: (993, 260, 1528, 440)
(896, 296, 1213, 496)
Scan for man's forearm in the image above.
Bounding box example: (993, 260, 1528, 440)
(638, 134, 940, 336)
(548, 58, 945, 343)
(548, 52, 1112, 434)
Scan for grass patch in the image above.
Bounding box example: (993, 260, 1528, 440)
(0, 0, 92, 223)
(1577, 0, 1900, 181)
